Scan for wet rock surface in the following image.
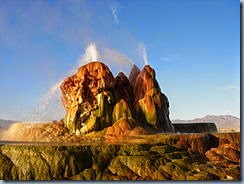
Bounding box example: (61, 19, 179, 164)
(0, 132, 240, 180)
(60, 62, 175, 136)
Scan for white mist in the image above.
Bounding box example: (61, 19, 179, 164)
(138, 43, 148, 66)
(78, 43, 100, 65)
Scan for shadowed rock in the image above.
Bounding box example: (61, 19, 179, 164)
(114, 72, 134, 109)
(128, 64, 140, 87)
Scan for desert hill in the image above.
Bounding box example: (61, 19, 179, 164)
(173, 115, 240, 129)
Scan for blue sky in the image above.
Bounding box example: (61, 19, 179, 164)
(0, 0, 240, 121)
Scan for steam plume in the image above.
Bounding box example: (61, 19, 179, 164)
(32, 42, 136, 122)
(32, 43, 100, 122)
(138, 43, 148, 65)
(78, 43, 100, 65)
(102, 48, 134, 75)
(32, 80, 64, 122)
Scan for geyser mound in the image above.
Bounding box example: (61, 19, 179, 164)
(60, 61, 174, 136)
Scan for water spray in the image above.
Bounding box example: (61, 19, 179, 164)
(78, 43, 100, 65)
(138, 43, 148, 66)
(32, 43, 100, 122)
(33, 80, 64, 122)
(32, 42, 136, 122)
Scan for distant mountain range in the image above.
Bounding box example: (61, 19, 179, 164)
(172, 115, 240, 129)
(0, 115, 241, 131)
(0, 119, 16, 130)
(0, 119, 16, 123)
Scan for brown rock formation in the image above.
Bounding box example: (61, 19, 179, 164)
(205, 133, 240, 166)
(130, 65, 174, 132)
(60, 62, 115, 134)
(61, 62, 114, 110)
(60, 61, 174, 136)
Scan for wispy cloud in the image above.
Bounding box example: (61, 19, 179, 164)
(225, 84, 240, 91)
(111, 6, 118, 23)
(0, 0, 93, 47)
(160, 56, 171, 62)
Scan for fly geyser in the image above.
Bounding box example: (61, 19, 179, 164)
(60, 61, 175, 136)
(0, 62, 240, 181)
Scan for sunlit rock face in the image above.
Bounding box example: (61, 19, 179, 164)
(130, 65, 175, 132)
(61, 61, 174, 135)
(60, 62, 115, 134)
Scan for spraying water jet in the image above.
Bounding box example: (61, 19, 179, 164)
(138, 43, 149, 66)
(78, 43, 100, 65)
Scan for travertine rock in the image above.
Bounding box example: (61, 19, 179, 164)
(60, 61, 174, 135)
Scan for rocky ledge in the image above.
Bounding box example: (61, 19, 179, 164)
(0, 132, 240, 180)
